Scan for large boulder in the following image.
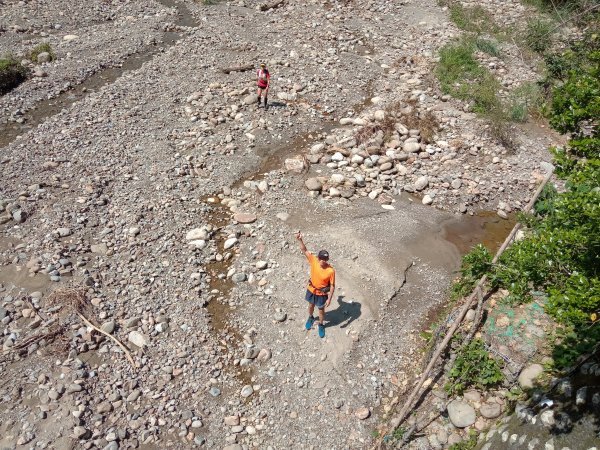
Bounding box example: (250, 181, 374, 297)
(447, 400, 476, 428)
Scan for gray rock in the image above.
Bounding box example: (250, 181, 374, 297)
(127, 331, 148, 348)
(57, 227, 71, 237)
(480, 402, 502, 419)
(232, 273, 247, 283)
(126, 389, 141, 402)
(186, 228, 209, 241)
(414, 176, 429, 191)
(240, 385, 253, 398)
(540, 410, 555, 428)
(100, 320, 115, 334)
(447, 400, 476, 428)
(276, 212, 290, 221)
(273, 311, 287, 322)
(451, 179, 462, 189)
(91, 243, 109, 255)
(518, 364, 544, 389)
(36, 52, 52, 63)
(12, 209, 26, 223)
(305, 177, 322, 191)
(209, 387, 221, 397)
(243, 93, 259, 105)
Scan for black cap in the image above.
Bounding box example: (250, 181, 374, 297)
(318, 250, 329, 261)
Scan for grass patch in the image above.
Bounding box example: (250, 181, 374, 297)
(29, 42, 55, 63)
(507, 81, 543, 122)
(0, 54, 30, 94)
(473, 36, 501, 57)
(436, 38, 503, 115)
(524, 17, 554, 53)
(449, 3, 500, 34)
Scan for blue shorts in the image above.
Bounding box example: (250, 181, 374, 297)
(305, 289, 328, 309)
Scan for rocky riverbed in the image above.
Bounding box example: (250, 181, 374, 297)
(1, 0, 562, 449)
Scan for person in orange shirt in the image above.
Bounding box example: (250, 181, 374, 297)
(296, 232, 336, 338)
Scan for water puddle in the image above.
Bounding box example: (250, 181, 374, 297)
(443, 210, 516, 255)
(0, 0, 198, 149)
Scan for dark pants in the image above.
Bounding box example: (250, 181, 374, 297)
(305, 289, 327, 309)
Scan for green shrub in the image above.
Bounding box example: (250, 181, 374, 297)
(508, 82, 543, 122)
(0, 54, 29, 94)
(446, 339, 504, 395)
(29, 42, 55, 63)
(436, 39, 503, 114)
(451, 244, 493, 300)
(525, 18, 554, 53)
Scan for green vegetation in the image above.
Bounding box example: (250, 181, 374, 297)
(473, 37, 501, 57)
(436, 38, 503, 115)
(29, 42, 55, 63)
(524, 18, 554, 53)
(0, 54, 29, 94)
(450, 244, 492, 300)
(449, 3, 500, 35)
(446, 339, 504, 395)
(449, 430, 479, 450)
(508, 82, 543, 122)
(449, 24, 599, 368)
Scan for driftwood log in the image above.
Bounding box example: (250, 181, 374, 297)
(220, 64, 254, 74)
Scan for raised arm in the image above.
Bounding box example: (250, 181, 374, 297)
(295, 232, 311, 260)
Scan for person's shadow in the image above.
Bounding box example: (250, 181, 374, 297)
(325, 295, 362, 329)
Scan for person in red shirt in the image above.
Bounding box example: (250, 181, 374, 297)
(296, 232, 336, 338)
(256, 63, 271, 110)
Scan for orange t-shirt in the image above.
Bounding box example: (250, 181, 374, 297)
(307, 253, 335, 295)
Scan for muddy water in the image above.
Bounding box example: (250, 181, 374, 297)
(443, 210, 516, 255)
(0, 0, 198, 149)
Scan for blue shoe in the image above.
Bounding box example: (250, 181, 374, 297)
(305, 316, 315, 330)
(318, 323, 325, 338)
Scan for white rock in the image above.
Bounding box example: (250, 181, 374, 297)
(422, 194, 433, 205)
(128, 331, 148, 348)
(340, 118, 353, 125)
(186, 228, 208, 241)
(188, 239, 206, 249)
(224, 238, 238, 250)
(415, 176, 429, 191)
(63, 34, 78, 41)
(331, 152, 345, 162)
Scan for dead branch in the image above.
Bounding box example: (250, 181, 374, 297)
(47, 287, 137, 369)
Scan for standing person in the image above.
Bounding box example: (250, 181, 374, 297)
(296, 232, 336, 338)
(256, 63, 270, 110)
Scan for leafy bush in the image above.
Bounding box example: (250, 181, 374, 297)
(451, 244, 493, 300)
(29, 42, 55, 63)
(0, 54, 29, 94)
(446, 339, 504, 395)
(436, 39, 503, 114)
(525, 18, 554, 53)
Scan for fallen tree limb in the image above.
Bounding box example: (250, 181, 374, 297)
(220, 63, 254, 74)
(259, 0, 284, 11)
(76, 312, 137, 369)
